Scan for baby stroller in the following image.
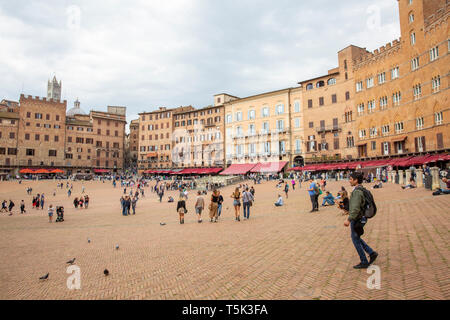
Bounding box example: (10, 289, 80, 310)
(56, 206, 64, 222)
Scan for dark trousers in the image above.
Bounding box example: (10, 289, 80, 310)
(350, 221, 374, 264)
(310, 195, 318, 211)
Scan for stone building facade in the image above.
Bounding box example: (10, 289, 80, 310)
(222, 88, 302, 168)
(353, 0, 449, 159)
(138, 107, 188, 171)
(172, 105, 225, 168)
(0, 94, 127, 174)
(299, 45, 369, 163)
(17, 94, 67, 168)
(127, 119, 139, 170)
(0, 100, 20, 171)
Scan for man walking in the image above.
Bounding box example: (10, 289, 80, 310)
(307, 178, 319, 212)
(344, 172, 378, 269)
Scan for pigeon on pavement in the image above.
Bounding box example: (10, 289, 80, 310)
(160, 222, 166, 226)
(39, 273, 49, 280)
(66, 258, 76, 265)
(115, 244, 119, 250)
(104, 269, 109, 276)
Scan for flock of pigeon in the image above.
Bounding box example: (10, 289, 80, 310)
(39, 239, 121, 281)
(40, 220, 172, 281)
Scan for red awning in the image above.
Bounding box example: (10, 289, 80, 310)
(94, 169, 110, 173)
(424, 154, 449, 164)
(50, 169, 64, 173)
(220, 164, 257, 175)
(19, 168, 34, 174)
(250, 161, 288, 173)
(34, 169, 50, 174)
(200, 168, 222, 174)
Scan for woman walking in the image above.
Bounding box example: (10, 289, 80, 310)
(177, 195, 187, 224)
(231, 187, 241, 222)
(284, 183, 289, 199)
(209, 189, 220, 223)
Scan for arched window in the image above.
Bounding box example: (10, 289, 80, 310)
(316, 81, 325, 88)
(306, 83, 313, 90)
(327, 78, 336, 85)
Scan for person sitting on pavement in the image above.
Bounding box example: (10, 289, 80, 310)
(338, 190, 350, 215)
(433, 177, 450, 195)
(401, 178, 417, 189)
(321, 191, 335, 206)
(274, 194, 284, 207)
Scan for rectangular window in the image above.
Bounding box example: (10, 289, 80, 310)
(294, 118, 300, 128)
(416, 117, 424, 130)
(410, 32, 416, 45)
(430, 46, 439, 61)
(308, 100, 313, 108)
(276, 104, 284, 115)
(432, 75, 441, 93)
(294, 101, 300, 112)
(331, 94, 337, 103)
(357, 103, 364, 116)
(26, 149, 35, 156)
(262, 107, 269, 117)
(366, 77, 374, 88)
(411, 57, 419, 71)
(377, 72, 386, 84)
(345, 91, 350, 100)
(35, 134, 40, 141)
(276, 120, 284, 131)
(8, 148, 17, 155)
(413, 84, 422, 100)
(319, 97, 324, 106)
(356, 81, 363, 92)
(9, 132, 15, 139)
(49, 150, 57, 157)
(391, 66, 399, 79)
(435, 111, 443, 125)
(371, 141, 376, 150)
(309, 122, 313, 128)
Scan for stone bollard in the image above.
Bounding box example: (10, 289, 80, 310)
(416, 169, 424, 187)
(405, 169, 411, 185)
(431, 167, 440, 190)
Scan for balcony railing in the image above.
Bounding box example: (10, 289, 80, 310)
(315, 125, 342, 133)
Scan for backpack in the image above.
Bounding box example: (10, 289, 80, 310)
(356, 186, 377, 219)
(314, 184, 320, 195)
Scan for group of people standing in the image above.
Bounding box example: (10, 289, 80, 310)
(176, 184, 256, 225)
(73, 195, 90, 209)
(120, 195, 138, 216)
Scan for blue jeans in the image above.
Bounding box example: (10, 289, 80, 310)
(122, 206, 127, 216)
(217, 204, 222, 216)
(243, 202, 251, 219)
(350, 220, 374, 264)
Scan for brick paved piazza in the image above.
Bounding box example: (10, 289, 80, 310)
(0, 178, 448, 300)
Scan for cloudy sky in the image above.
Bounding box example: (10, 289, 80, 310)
(0, 0, 400, 129)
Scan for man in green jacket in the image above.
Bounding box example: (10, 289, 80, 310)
(344, 172, 378, 269)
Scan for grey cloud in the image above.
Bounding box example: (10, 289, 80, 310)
(0, 0, 400, 124)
